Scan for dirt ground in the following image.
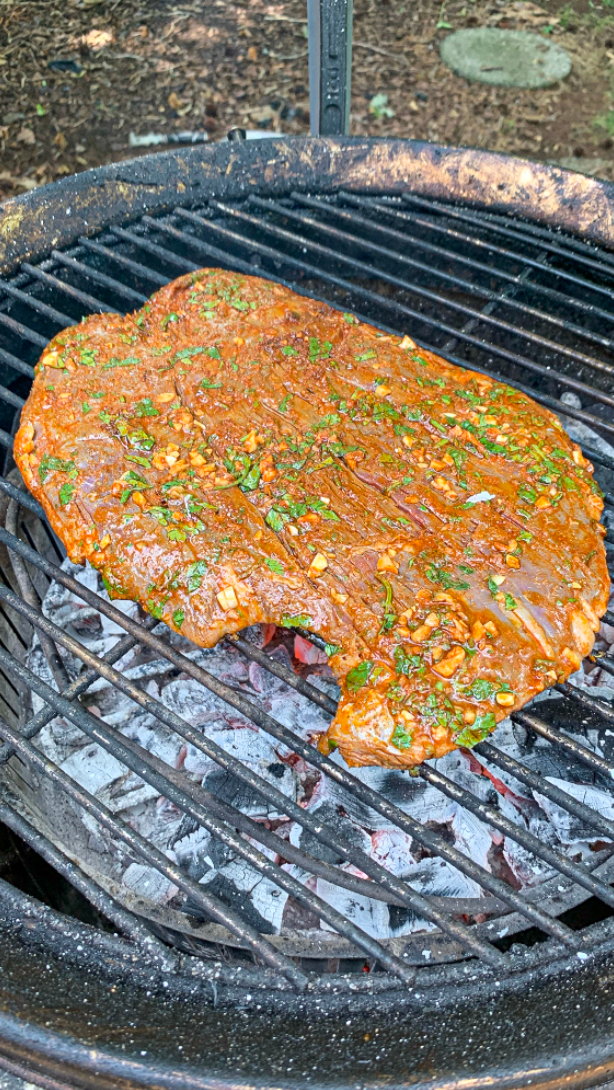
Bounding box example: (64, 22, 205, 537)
(0, 0, 613, 202)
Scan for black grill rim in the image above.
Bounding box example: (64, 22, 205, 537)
(2, 136, 614, 276)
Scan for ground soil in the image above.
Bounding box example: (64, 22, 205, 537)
(0, 0, 613, 203)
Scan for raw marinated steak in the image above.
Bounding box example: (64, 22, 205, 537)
(15, 269, 610, 768)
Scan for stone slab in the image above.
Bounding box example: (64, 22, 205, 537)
(440, 28, 572, 88)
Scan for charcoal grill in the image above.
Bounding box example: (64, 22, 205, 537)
(1, 16, 614, 1088)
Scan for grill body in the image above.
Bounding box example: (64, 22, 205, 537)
(1, 136, 614, 1088)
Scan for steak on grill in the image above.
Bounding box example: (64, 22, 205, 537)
(15, 269, 609, 768)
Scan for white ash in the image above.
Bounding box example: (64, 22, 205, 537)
(17, 552, 614, 943)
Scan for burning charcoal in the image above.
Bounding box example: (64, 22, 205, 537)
(533, 779, 614, 844)
(389, 857, 483, 937)
(195, 860, 287, 934)
(317, 871, 390, 939)
(123, 862, 179, 905)
(289, 800, 372, 865)
(60, 742, 126, 796)
(502, 839, 555, 888)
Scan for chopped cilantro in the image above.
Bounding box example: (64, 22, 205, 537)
(265, 557, 284, 575)
(187, 560, 207, 593)
(281, 613, 313, 629)
(58, 482, 75, 506)
(172, 608, 185, 628)
(134, 399, 159, 417)
(346, 660, 374, 692)
(454, 712, 496, 748)
(282, 345, 298, 356)
(390, 722, 413, 750)
(38, 454, 76, 484)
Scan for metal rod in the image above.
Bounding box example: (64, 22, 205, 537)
(477, 741, 614, 841)
(50, 251, 147, 305)
(20, 262, 115, 314)
(338, 192, 614, 346)
(0, 640, 417, 982)
(109, 227, 200, 273)
(172, 205, 614, 440)
(419, 764, 614, 914)
(0, 799, 177, 965)
(308, 0, 353, 136)
(400, 193, 614, 304)
(0, 520, 587, 955)
(77, 238, 171, 287)
(514, 709, 614, 784)
(293, 191, 614, 377)
(0, 279, 75, 329)
(0, 346, 34, 380)
(0, 576, 508, 966)
(244, 194, 614, 411)
(0, 701, 309, 989)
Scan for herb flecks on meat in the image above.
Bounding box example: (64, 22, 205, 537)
(15, 269, 610, 769)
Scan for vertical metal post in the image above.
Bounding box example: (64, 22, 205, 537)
(308, 0, 353, 136)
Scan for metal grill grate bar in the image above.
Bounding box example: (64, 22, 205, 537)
(0, 700, 310, 988)
(0, 528, 527, 964)
(0, 799, 177, 964)
(21, 262, 116, 314)
(169, 206, 614, 442)
(399, 194, 614, 297)
(0, 509, 607, 954)
(0, 192, 613, 983)
(274, 192, 614, 388)
(338, 192, 614, 338)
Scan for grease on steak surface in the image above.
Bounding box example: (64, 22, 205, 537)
(15, 269, 610, 768)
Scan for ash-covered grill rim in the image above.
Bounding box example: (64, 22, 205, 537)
(2, 136, 614, 276)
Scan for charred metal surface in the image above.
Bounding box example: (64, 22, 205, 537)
(2, 878, 614, 1089)
(2, 137, 614, 275)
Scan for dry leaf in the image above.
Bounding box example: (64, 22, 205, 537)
(53, 131, 67, 150)
(247, 45, 258, 62)
(168, 91, 184, 111)
(0, 171, 37, 190)
(80, 29, 114, 51)
(16, 127, 35, 145)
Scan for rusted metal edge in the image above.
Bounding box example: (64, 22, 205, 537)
(1, 137, 614, 275)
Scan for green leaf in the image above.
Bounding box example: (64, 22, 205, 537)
(240, 463, 261, 492)
(79, 348, 97, 367)
(36, 103, 46, 116)
(342, 312, 357, 324)
(187, 559, 207, 593)
(134, 398, 159, 417)
(468, 678, 495, 701)
(390, 722, 413, 750)
(487, 575, 500, 596)
(160, 312, 179, 331)
(354, 350, 377, 361)
(394, 646, 421, 676)
(504, 593, 517, 611)
(324, 643, 341, 657)
(58, 482, 75, 506)
(454, 712, 496, 748)
(278, 394, 292, 412)
(99, 410, 112, 424)
(518, 483, 537, 505)
(200, 377, 223, 389)
(172, 608, 185, 629)
(206, 346, 221, 359)
(282, 345, 298, 356)
(39, 454, 76, 484)
(146, 506, 171, 525)
(265, 509, 285, 533)
(82, 402, 91, 414)
(281, 613, 312, 629)
(102, 356, 139, 370)
(125, 454, 152, 469)
(345, 660, 374, 693)
(265, 557, 284, 575)
(168, 527, 187, 542)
